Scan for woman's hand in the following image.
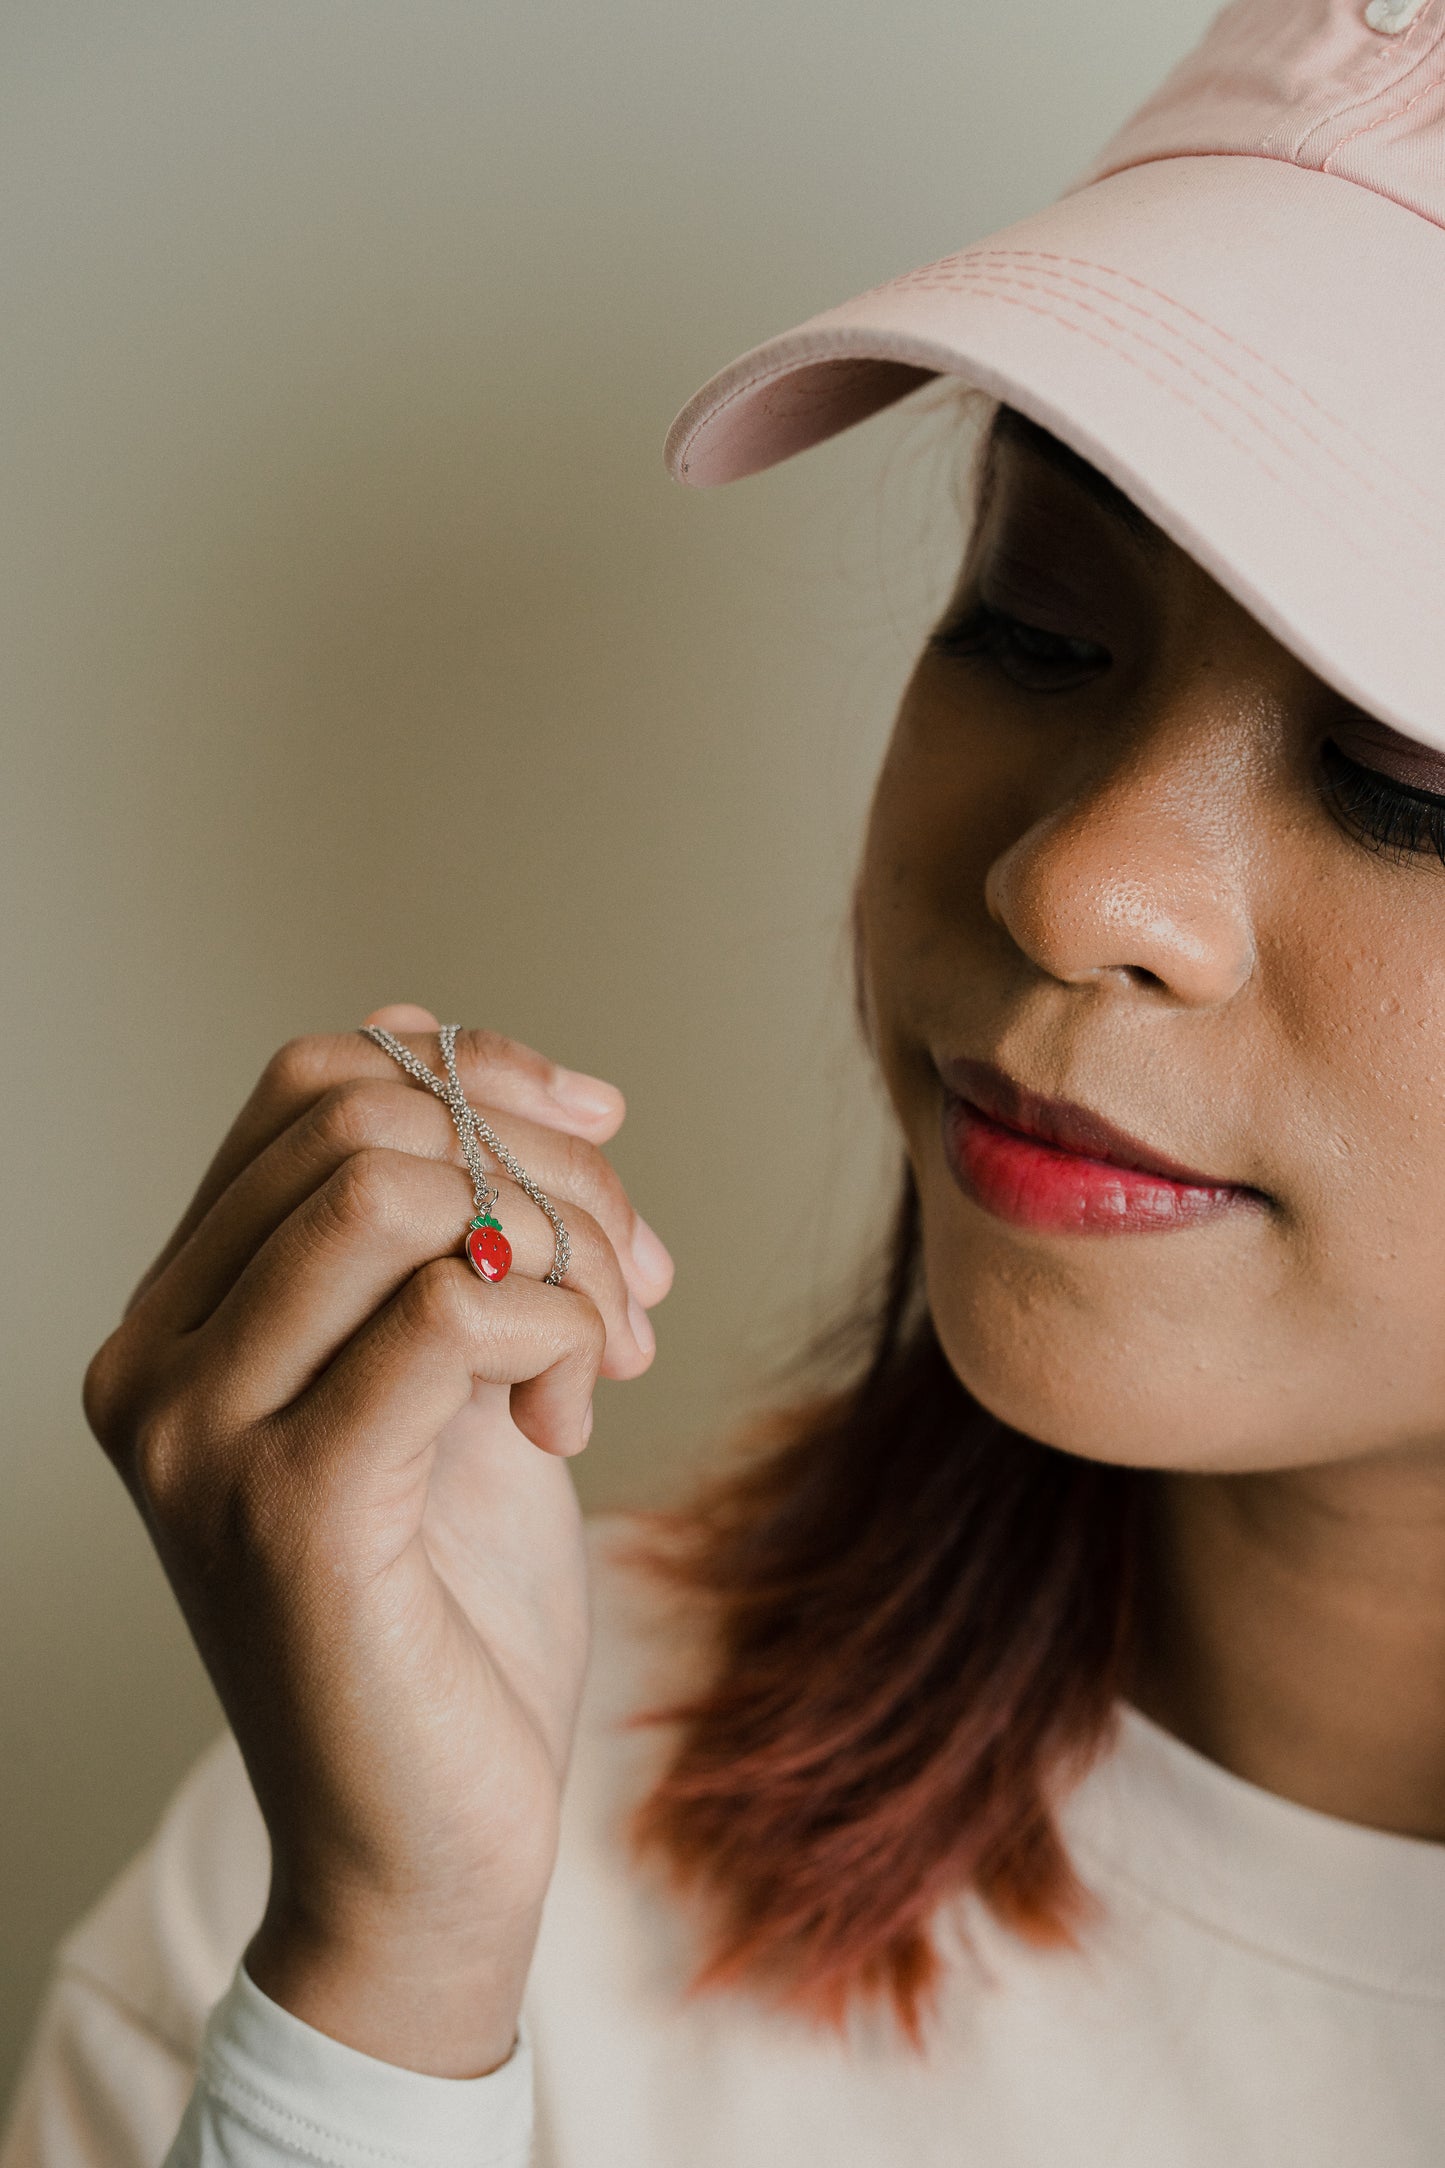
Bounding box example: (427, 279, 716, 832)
(82, 1002, 672, 2076)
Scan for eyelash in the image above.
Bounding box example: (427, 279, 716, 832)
(1318, 737, 1445, 867)
(929, 602, 1109, 689)
(931, 607, 1445, 869)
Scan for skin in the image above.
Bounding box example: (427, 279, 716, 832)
(861, 421, 1445, 1836)
(84, 420, 1445, 2079)
(86, 1006, 672, 2075)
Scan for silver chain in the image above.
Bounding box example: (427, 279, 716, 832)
(360, 1023, 571, 1287)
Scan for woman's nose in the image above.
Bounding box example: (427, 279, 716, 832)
(982, 744, 1257, 1006)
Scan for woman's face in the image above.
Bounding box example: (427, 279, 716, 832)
(862, 414, 1445, 1475)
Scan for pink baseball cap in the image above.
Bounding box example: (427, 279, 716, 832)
(665, 0, 1445, 749)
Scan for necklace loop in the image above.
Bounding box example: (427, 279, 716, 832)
(360, 1024, 571, 1288)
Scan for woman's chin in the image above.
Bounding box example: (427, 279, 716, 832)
(922, 1242, 1328, 1477)
(942, 1347, 1215, 1471)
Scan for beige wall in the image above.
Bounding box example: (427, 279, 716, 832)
(0, 0, 1217, 2100)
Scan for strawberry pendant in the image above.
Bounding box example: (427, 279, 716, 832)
(465, 1209, 513, 1284)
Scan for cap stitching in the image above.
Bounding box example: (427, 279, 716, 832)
(670, 355, 853, 474)
(678, 280, 1429, 562)
(970, 249, 1377, 427)
(962, 251, 1444, 544)
(1290, 6, 1431, 157)
(674, 287, 1431, 724)
(944, 267, 1433, 602)
(858, 236, 1430, 513)
(956, 272, 1309, 486)
(1322, 39, 1445, 169)
(981, 277, 1445, 681)
(1269, 14, 1423, 161)
(1296, 9, 1445, 162)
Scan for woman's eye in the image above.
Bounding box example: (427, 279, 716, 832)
(929, 602, 1109, 692)
(1319, 737, 1445, 867)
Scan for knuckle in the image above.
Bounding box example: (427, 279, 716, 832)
(263, 1033, 333, 1103)
(131, 1397, 197, 1518)
(82, 1332, 133, 1453)
(589, 1155, 632, 1231)
(553, 1128, 596, 1186)
(553, 1131, 627, 1226)
(558, 1202, 617, 1287)
(457, 1026, 550, 1091)
(404, 1255, 474, 1339)
(541, 1129, 612, 1218)
(566, 1290, 608, 1369)
(312, 1076, 401, 1157)
(325, 1144, 409, 1235)
(134, 1404, 289, 1568)
(85, 1343, 276, 1562)
(83, 1319, 159, 1462)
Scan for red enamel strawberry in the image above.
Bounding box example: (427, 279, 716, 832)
(465, 1210, 513, 1284)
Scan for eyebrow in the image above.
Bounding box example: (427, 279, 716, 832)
(987, 405, 1161, 548)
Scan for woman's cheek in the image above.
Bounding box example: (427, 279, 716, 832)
(1265, 926, 1445, 1329)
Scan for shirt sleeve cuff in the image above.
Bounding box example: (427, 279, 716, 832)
(178, 1960, 534, 2168)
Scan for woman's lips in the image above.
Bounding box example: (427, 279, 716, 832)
(938, 1059, 1265, 1236)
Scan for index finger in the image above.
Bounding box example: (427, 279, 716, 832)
(126, 1009, 626, 1313)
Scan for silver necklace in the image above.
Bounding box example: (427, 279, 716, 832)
(360, 1023, 571, 1287)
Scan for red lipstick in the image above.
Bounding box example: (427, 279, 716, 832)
(939, 1057, 1264, 1236)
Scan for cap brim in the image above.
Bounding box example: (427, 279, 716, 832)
(666, 155, 1445, 751)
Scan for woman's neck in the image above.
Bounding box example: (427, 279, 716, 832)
(1132, 1453, 1445, 1841)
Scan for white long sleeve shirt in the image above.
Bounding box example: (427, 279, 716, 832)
(4, 1518, 1444, 2168)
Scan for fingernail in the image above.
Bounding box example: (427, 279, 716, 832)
(581, 1399, 595, 1446)
(550, 1067, 622, 1120)
(630, 1216, 673, 1287)
(627, 1292, 656, 1362)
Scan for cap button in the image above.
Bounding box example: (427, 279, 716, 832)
(1365, 0, 1429, 31)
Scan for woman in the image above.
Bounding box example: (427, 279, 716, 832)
(6, 2, 1445, 2162)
